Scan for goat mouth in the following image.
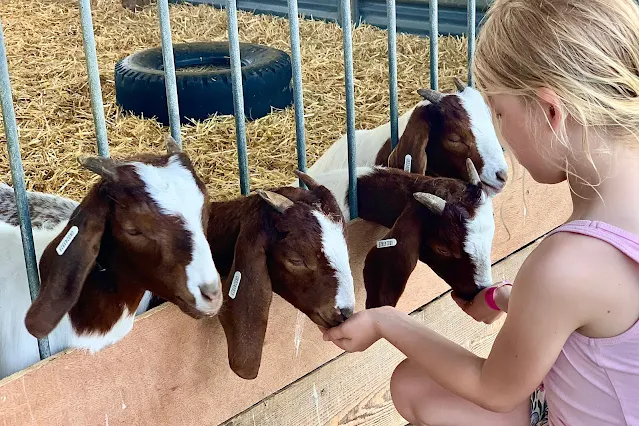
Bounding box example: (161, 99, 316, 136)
(314, 312, 343, 328)
(481, 181, 503, 195)
(174, 297, 209, 320)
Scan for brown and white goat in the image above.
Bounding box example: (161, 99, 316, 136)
(0, 137, 222, 379)
(300, 78, 509, 197)
(305, 159, 494, 308)
(150, 181, 355, 379)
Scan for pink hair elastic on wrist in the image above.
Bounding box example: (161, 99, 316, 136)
(485, 282, 512, 311)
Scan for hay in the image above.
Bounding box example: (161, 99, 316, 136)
(0, 0, 469, 202)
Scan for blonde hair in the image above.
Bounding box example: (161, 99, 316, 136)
(473, 0, 639, 151)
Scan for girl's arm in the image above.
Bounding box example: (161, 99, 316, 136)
(323, 237, 596, 412)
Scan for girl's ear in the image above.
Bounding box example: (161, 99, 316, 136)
(535, 87, 563, 132)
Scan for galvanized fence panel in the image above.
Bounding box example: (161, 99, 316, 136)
(287, 0, 308, 187)
(227, 0, 251, 195)
(0, 17, 51, 359)
(79, 0, 110, 157)
(158, 0, 183, 145)
(2, 0, 478, 364)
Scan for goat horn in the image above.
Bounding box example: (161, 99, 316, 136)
(256, 189, 295, 214)
(465, 158, 481, 185)
(453, 77, 467, 92)
(413, 192, 446, 215)
(165, 134, 181, 155)
(294, 170, 320, 190)
(78, 155, 121, 182)
(417, 88, 443, 103)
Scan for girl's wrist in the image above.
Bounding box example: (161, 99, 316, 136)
(485, 281, 512, 313)
(371, 306, 400, 338)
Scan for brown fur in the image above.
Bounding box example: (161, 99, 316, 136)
(352, 167, 485, 307)
(208, 179, 350, 379)
(376, 95, 485, 182)
(24, 149, 214, 339)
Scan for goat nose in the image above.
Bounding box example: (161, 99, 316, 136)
(339, 307, 354, 323)
(199, 283, 220, 303)
(496, 170, 508, 184)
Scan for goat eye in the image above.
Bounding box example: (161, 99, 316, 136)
(124, 228, 142, 236)
(287, 258, 306, 268)
(435, 246, 451, 256)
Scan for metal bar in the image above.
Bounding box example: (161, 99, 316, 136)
(78, 0, 109, 157)
(287, 0, 307, 188)
(158, 0, 182, 145)
(387, 0, 399, 149)
(429, 0, 438, 90)
(0, 18, 51, 360)
(340, 0, 358, 219)
(467, 0, 476, 87)
(226, 0, 250, 195)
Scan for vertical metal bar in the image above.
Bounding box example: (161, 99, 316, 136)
(78, 0, 109, 158)
(467, 0, 476, 87)
(226, 0, 250, 195)
(340, 0, 358, 219)
(158, 0, 182, 145)
(387, 0, 399, 149)
(0, 18, 51, 360)
(429, 0, 438, 90)
(287, 0, 307, 188)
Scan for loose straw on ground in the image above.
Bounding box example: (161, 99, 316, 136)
(0, 0, 470, 201)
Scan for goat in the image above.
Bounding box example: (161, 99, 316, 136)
(142, 180, 355, 379)
(304, 159, 494, 308)
(299, 78, 509, 197)
(0, 136, 222, 379)
(0, 185, 156, 316)
(0, 162, 356, 380)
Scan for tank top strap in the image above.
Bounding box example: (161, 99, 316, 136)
(547, 219, 639, 264)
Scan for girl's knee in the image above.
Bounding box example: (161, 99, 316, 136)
(391, 359, 432, 423)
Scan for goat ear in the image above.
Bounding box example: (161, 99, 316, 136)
(387, 110, 430, 174)
(165, 134, 181, 155)
(24, 185, 108, 338)
(218, 225, 273, 380)
(363, 205, 422, 309)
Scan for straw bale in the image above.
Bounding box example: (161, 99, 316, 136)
(0, 0, 469, 202)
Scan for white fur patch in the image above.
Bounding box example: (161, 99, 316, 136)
(457, 87, 508, 196)
(312, 211, 355, 311)
(292, 104, 421, 186)
(133, 156, 220, 315)
(70, 309, 136, 353)
(463, 197, 495, 288)
(308, 167, 376, 221)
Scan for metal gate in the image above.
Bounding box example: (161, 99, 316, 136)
(0, 0, 478, 362)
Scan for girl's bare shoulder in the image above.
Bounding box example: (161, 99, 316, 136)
(515, 231, 639, 337)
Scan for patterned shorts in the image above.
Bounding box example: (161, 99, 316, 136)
(530, 383, 549, 426)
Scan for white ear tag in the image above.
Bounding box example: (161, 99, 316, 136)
(56, 226, 79, 255)
(403, 154, 412, 172)
(229, 271, 241, 299)
(376, 238, 397, 249)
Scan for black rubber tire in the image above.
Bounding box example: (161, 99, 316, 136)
(114, 42, 293, 125)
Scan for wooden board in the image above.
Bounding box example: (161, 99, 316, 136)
(223, 240, 542, 426)
(0, 165, 571, 426)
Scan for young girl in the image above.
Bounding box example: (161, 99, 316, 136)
(321, 0, 639, 424)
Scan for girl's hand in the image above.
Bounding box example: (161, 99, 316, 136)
(451, 281, 512, 324)
(320, 308, 386, 352)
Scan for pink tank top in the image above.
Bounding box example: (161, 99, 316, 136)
(543, 220, 639, 425)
